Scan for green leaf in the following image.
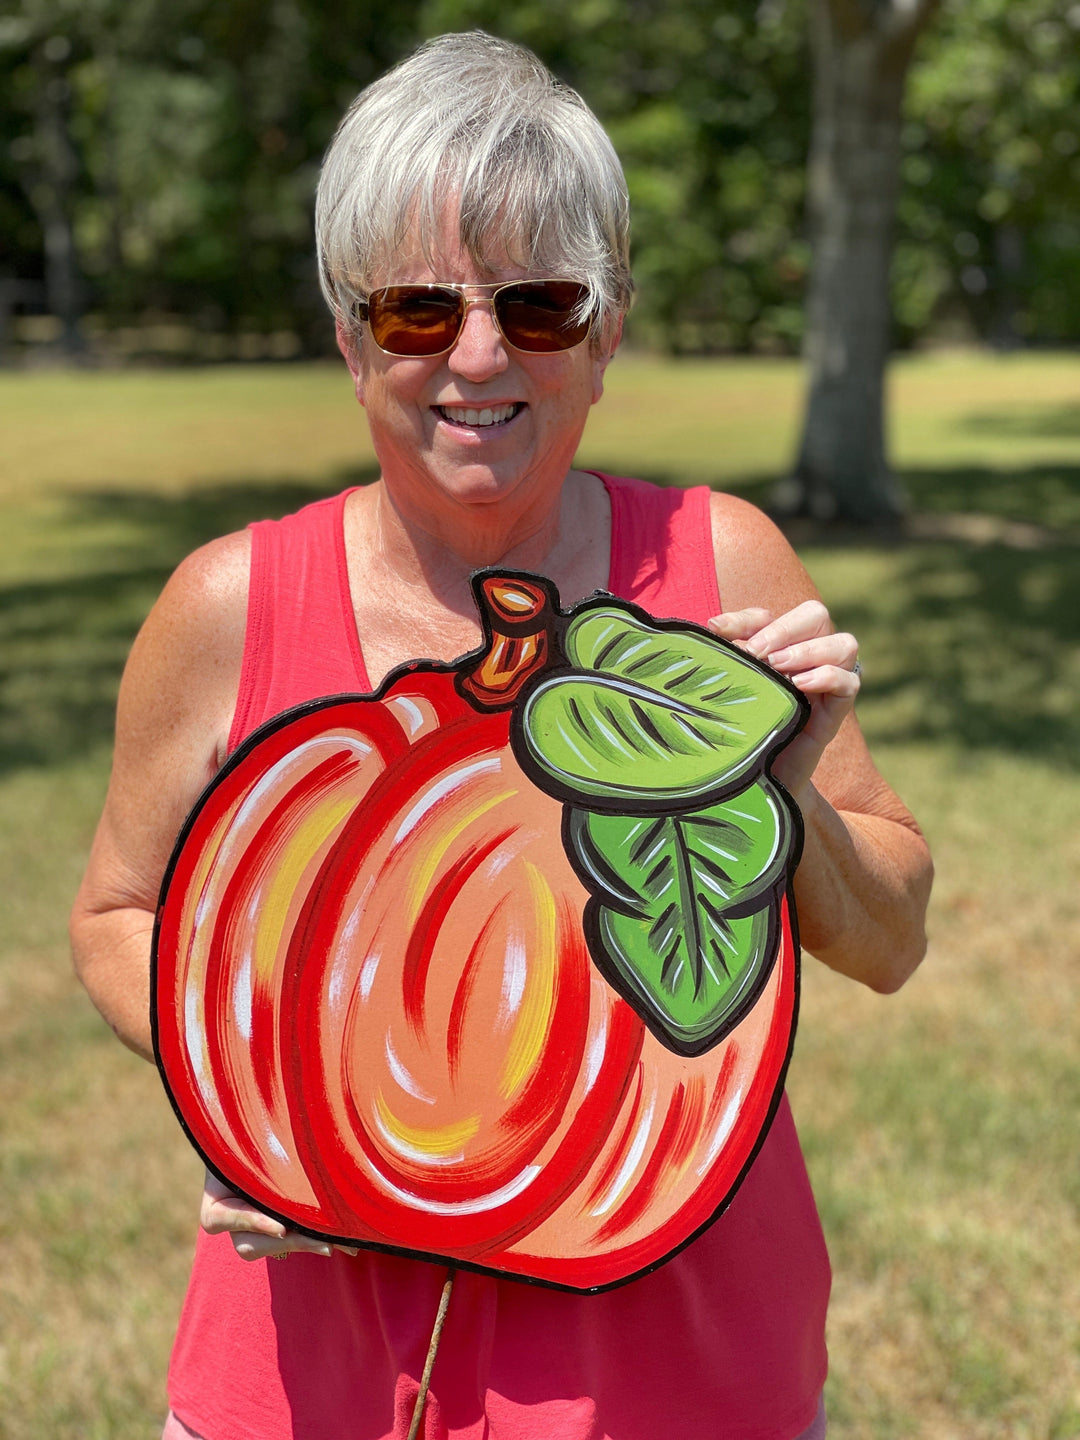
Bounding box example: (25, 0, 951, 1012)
(518, 608, 801, 808)
(566, 779, 794, 1054)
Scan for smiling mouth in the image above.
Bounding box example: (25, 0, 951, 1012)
(435, 403, 525, 429)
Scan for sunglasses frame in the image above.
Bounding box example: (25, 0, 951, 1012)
(354, 279, 593, 358)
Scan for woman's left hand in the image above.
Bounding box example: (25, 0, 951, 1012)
(200, 1171, 359, 1262)
(707, 600, 860, 802)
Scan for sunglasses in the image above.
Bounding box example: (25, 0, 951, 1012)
(354, 279, 592, 357)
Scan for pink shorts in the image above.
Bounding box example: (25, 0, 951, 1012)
(163, 1395, 827, 1439)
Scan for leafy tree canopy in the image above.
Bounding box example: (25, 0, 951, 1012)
(1, 0, 1076, 352)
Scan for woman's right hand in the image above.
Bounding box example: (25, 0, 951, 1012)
(200, 1171, 358, 1261)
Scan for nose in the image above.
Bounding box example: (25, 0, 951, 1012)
(446, 296, 509, 381)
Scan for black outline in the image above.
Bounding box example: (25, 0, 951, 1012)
(150, 567, 808, 1294)
(564, 784, 796, 1057)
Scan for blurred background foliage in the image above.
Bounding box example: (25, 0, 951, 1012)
(1, 0, 1078, 358)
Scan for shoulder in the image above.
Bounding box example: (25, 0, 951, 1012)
(708, 490, 821, 615)
(127, 529, 250, 677)
(163, 526, 252, 604)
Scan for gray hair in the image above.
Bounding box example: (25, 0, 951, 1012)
(316, 32, 633, 350)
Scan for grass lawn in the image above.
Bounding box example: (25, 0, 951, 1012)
(1, 351, 1077, 1438)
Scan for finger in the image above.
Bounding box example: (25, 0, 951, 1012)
(706, 608, 774, 644)
(232, 1231, 335, 1262)
(200, 1183, 288, 1241)
(233, 1233, 292, 1262)
(202, 1198, 335, 1258)
(201, 1199, 286, 1242)
(787, 664, 861, 698)
(741, 600, 833, 659)
(763, 632, 858, 675)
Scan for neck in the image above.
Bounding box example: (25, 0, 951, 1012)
(370, 473, 591, 606)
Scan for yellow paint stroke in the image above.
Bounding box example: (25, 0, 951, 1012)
(499, 862, 557, 1100)
(405, 787, 518, 926)
(253, 796, 356, 986)
(182, 804, 240, 986)
(374, 1090, 479, 1158)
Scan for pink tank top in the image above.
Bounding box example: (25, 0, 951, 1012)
(167, 474, 830, 1440)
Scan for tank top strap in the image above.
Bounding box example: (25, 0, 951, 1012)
(600, 472, 721, 623)
(229, 488, 367, 751)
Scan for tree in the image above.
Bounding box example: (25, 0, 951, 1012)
(0, 0, 425, 354)
(5, 0, 1078, 368)
(1, 10, 92, 358)
(897, 0, 1080, 349)
(784, 0, 941, 523)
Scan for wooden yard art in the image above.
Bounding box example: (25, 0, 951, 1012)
(152, 571, 809, 1293)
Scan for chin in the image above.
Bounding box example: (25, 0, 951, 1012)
(436, 466, 531, 508)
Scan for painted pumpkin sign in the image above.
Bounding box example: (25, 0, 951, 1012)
(152, 571, 809, 1293)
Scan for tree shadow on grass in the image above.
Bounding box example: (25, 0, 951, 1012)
(826, 537, 1080, 768)
(1, 461, 1077, 777)
(0, 468, 377, 774)
(959, 403, 1080, 443)
(902, 461, 1080, 532)
(781, 463, 1080, 770)
(606, 460, 1080, 534)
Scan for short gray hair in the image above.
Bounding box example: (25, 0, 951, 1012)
(316, 32, 633, 349)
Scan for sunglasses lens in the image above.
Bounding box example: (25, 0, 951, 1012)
(363, 281, 592, 355)
(367, 286, 463, 356)
(496, 281, 591, 352)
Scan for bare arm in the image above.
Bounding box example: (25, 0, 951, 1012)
(69, 532, 251, 1060)
(708, 492, 933, 991)
(71, 530, 356, 1260)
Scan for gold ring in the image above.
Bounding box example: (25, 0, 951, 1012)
(269, 1251, 290, 1260)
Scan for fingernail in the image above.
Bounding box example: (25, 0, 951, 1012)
(767, 648, 790, 665)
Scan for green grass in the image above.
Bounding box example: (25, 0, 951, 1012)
(1, 351, 1078, 1438)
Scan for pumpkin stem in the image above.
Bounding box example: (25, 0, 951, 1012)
(460, 573, 561, 708)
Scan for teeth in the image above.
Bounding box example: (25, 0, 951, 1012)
(440, 403, 518, 427)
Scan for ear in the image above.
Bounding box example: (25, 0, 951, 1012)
(336, 319, 365, 405)
(591, 316, 623, 405)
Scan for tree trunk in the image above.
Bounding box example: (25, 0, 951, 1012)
(786, 0, 940, 523)
(33, 66, 86, 358)
(989, 222, 1024, 351)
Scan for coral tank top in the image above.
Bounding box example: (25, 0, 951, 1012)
(166, 473, 830, 1440)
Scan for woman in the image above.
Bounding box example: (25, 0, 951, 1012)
(71, 31, 932, 1440)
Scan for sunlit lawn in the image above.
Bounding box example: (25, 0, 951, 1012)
(1, 350, 1077, 1438)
